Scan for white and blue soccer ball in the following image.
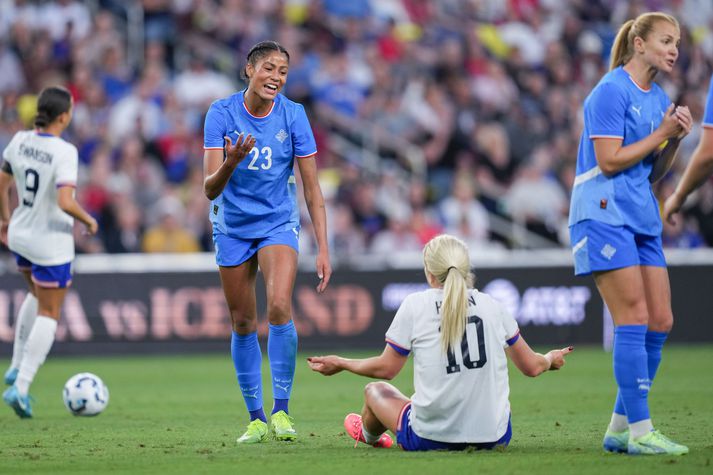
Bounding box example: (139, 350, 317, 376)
(62, 372, 109, 416)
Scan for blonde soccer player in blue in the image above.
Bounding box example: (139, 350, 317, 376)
(203, 41, 331, 444)
(569, 12, 692, 455)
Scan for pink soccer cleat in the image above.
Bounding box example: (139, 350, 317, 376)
(343, 413, 393, 448)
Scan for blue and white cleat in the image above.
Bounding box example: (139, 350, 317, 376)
(3, 385, 33, 418)
(628, 430, 689, 455)
(603, 429, 629, 453)
(4, 367, 18, 386)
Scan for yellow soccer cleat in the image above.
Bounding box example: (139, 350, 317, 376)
(237, 419, 268, 444)
(271, 410, 297, 441)
(628, 430, 689, 456)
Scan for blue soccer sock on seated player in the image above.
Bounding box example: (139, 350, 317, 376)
(231, 331, 266, 423)
(613, 325, 652, 438)
(268, 320, 297, 415)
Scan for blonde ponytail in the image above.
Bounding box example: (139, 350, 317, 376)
(609, 12, 680, 71)
(423, 235, 474, 354)
(609, 19, 635, 70)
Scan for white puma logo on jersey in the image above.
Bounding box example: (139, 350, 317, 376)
(631, 105, 642, 117)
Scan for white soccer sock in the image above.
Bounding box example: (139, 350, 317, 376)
(361, 424, 380, 445)
(608, 413, 628, 433)
(629, 419, 654, 440)
(15, 316, 57, 396)
(9, 293, 38, 370)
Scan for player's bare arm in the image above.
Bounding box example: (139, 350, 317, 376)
(594, 104, 683, 176)
(506, 336, 573, 377)
(308, 345, 407, 380)
(664, 126, 713, 223)
(297, 155, 332, 292)
(203, 133, 256, 200)
(57, 186, 98, 235)
(0, 165, 14, 246)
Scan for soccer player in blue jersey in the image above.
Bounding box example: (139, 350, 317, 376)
(663, 74, 713, 222)
(203, 41, 331, 444)
(569, 12, 692, 455)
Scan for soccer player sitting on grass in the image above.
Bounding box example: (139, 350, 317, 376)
(308, 234, 572, 451)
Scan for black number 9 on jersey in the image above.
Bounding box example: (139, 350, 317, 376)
(446, 315, 487, 374)
(23, 168, 39, 207)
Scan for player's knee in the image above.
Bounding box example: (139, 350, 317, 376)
(364, 381, 388, 402)
(266, 298, 292, 324)
(649, 314, 673, 333)
(229, 311, 257, 332)
(615, 300, 648, 325)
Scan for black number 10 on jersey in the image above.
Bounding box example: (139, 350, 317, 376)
(446, 315, 487, 374)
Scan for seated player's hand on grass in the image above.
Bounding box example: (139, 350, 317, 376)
(307, 356, 343, 376)
(545, 346, 574, 371)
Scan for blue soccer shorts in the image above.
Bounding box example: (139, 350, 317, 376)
(213, 227, 299, 267)
(14, 253, 73, 288)
(570, 220, 666, 276)
(396, 403, 512, 451)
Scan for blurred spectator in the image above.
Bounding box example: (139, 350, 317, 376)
(173, 55, 234, 109)
(439, 173, 490, 244)
(500, 145, 568, 244)
(142, 196, 200, 253)
(370, 208, 422, 255)
(0, 40, 25, 94)
(330, 203, 367, 256)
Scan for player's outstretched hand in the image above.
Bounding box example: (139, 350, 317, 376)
(663, 192, 684, 225)
(307, 355, 343, 376)
(546, 346, 573, 371)
(224, 133, 256, 168)
(85, 216, 99, 236)
(316, 252, 332, 293)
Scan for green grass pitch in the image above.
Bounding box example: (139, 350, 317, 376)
(1, 345, 711, 474)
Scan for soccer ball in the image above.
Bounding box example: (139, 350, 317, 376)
(62, 373, 109, 416)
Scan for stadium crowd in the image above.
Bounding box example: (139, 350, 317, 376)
(1, 0, 713, 260)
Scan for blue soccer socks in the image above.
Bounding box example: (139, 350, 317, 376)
(268, 321, 297, 415)
(231, 331, 266, 422)
(611, 329, 669, 424)
(612, 325, 651, 425)
(645, 330, 668, 382)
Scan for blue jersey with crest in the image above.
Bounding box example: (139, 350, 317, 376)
(204, 91, 317, 238)
(569, 66, 671, 236)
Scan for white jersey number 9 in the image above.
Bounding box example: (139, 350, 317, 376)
(247, 146, 273, 171)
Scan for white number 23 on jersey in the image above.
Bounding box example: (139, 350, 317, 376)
(247, 146, 272, 170)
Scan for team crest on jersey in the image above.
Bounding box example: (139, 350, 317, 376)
(275, 129, 288, 143)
